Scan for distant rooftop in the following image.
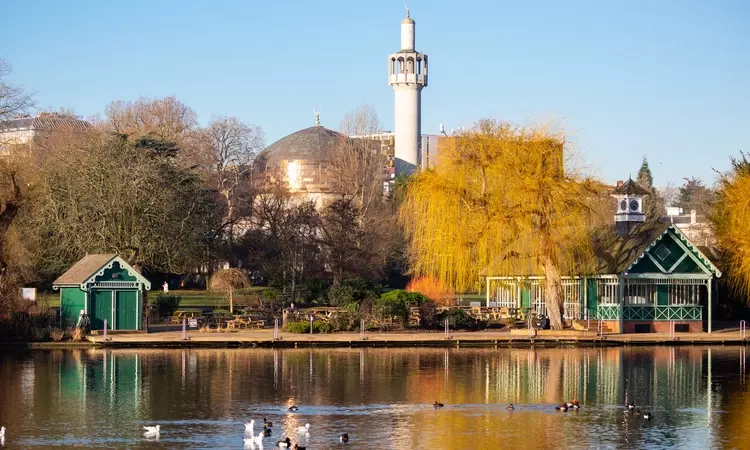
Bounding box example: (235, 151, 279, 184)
(0, 112, 91, 133)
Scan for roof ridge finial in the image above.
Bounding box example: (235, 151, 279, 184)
(313, 106, 320, 126)
(405, 4, 410, 18)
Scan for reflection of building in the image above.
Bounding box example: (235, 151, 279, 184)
(0, 112, 91, 155)
(483, 179, 723, 333)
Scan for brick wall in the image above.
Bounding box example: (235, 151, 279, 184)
(623, 321, 702, 333)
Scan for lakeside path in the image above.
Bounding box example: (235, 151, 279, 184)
(76, 329, 750, 348)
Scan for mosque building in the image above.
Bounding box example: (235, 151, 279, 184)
(257, 10, 441, 202)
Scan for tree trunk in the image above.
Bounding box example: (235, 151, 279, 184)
(542, 257, 565, 330)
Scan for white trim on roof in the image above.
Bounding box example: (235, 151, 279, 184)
(625, 225, 721, 277)
(79, 255, 151, 290)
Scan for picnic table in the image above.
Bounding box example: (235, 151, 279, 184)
(225, 315, 265, 330)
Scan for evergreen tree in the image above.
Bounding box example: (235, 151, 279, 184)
(636, 156, 660, 216)
(636, 156, 654, 190)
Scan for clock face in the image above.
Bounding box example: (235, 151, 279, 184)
(629, 199, 639, 211)
(620, 200, 627, 211)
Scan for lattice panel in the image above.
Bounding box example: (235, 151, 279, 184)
(624, 306, 655, 321)
(597, 305, 621, 320)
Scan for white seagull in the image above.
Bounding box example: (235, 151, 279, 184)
(0, 426, 5, 439)
(245, 420, 255, 434)
(296, 423, 310, 434)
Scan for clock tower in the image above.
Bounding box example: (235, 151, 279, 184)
(612, 178, 650, 235)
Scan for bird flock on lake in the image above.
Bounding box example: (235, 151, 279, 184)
(0, 400, 655, 447)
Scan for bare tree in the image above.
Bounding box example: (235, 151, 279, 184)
(0, 60, 34, 121)
(105, 96, 197, 144)
(200, 116, 264, 260)
(340, 104, 381, 136)
(0, 59, 36, 294)
(331, 105, 388, 221)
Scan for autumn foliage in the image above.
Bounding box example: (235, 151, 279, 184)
(406, 276, 455, 305)
(713, 152, 750, 302)
(400, 120, 605, 329)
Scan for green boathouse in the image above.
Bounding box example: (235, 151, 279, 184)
(53, 254, 151, 330)
(483, 180, 722, 333)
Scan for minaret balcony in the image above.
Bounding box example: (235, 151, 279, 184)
(388, 73, 427, 87)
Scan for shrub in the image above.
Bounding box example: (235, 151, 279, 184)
(286, 321, 309, 333)
(50, 328, 65, 342)
(436, 308, 484, 330)
(419, 301, 438, 328)
(31, 327, 49, 342)
(330, 311, 356, 331)
(304, 278, 329, 303)
(71, 327, 87, 341)
(155, 294, 181, 317)
(327, 277, 380, 307)
(314, 321, 333, 333)
(375, 290, 429, 327)
(406, 276, 455, 305)
(286, 320, 333, 333)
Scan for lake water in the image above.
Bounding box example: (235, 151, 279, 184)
(0, 346, 748, 449)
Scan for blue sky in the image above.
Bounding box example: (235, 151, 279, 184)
(2, 0, 748, 186)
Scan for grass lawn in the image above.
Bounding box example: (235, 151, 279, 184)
(39, 287, 267, 309)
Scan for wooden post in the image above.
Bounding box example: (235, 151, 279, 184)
(707, 278, 712, 334)
(618, 276, 625, 334)
(486, 277, 490, 307)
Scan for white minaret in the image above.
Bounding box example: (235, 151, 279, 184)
(388, 8, 428, 175)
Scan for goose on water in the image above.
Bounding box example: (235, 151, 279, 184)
(143, 425, 160, 434)
(277, 437, 292, 448)
(433, 401, 444, 409)
(296, 423, 310, 434)
(246, 420, 255, 434)
(340, 433, 349, 443)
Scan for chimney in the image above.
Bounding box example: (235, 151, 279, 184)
(690, 209, 697, 224)
(616, 180, 623, 188)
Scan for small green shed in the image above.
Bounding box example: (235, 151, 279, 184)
(53, 254, 151, 331)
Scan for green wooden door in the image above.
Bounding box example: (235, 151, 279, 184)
(116, 290, 138, 330)
(521, 288, 531, 309)
(90, 289, 113, 330)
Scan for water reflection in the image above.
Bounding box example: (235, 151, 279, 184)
(0, 346, 747, 448)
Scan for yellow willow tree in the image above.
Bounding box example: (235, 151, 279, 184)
(400, 120, 605, 330)
(712, 152, 750, 302)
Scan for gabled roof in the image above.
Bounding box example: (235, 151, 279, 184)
(53, 254, 151, 289)
(588, 221, 670, 274)
(624, 224, 722, 277)
(612, 179, 651, 196)
(482, 221, 721, 278)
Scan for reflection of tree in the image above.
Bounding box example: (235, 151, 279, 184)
(2, 347, 748, 448)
